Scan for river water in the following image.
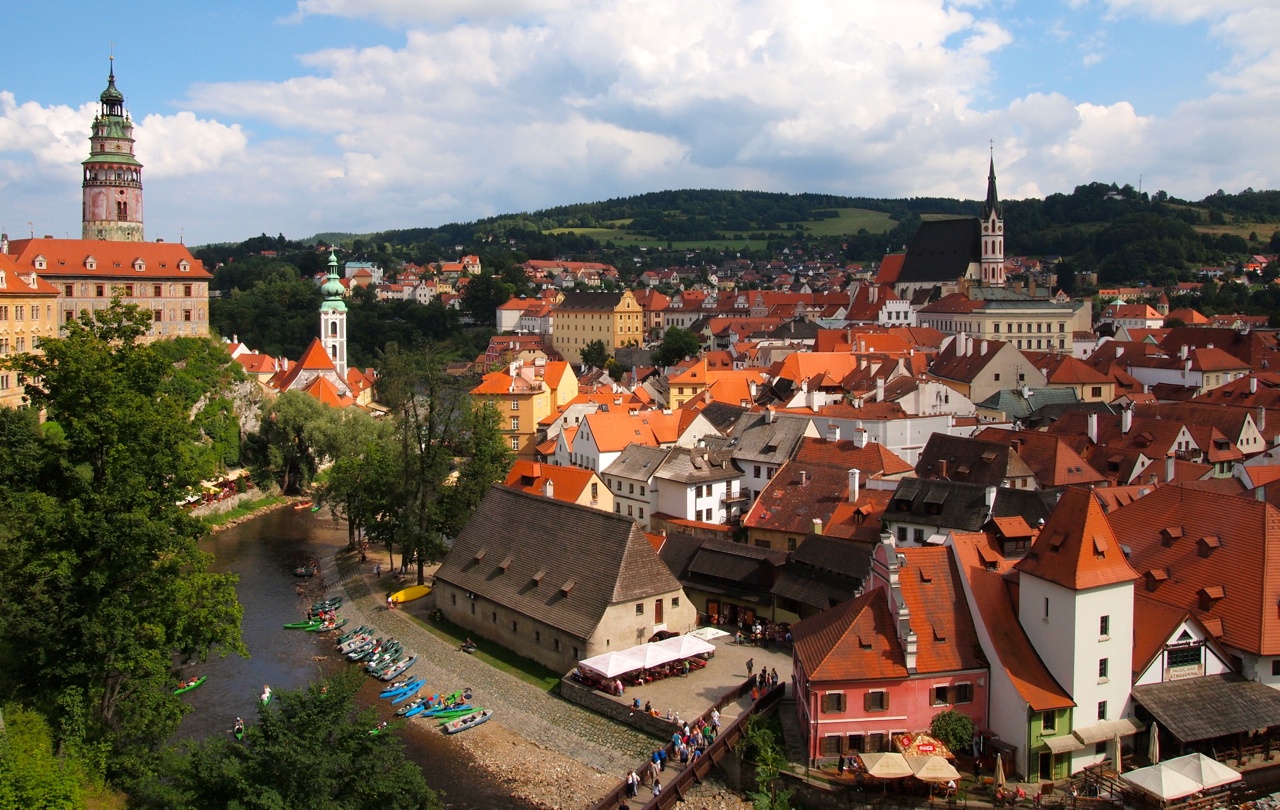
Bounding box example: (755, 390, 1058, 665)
(175, 507, 534, 809)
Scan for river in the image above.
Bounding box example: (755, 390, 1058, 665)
(175, 506, 535, 809)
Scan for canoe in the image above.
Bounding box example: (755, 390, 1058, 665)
(284, 619, 321, 630)
(293, 500, 313, 510)
(378, 655, 418, 681)
(311, 597, 342, 611)
(379, 678, 423, 699)
(421, 703, 472, 718)
(335, 625, 369, 644)
(173, 675, 207, 695)
(443, 709, 492, 734)
(309, 618, 348, 633)
(293, 566, 316, 577)
(431, 706, 475, 721)
(390, 682, 423, 705)
(260, 688, 272, 706)
(233, 724, 244, 741)
(396, 698, 426, 717)
(390, 584, 432, 604)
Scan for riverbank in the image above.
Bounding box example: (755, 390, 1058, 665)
(197, 493, 293, 533)
(330, 549, 755, 810)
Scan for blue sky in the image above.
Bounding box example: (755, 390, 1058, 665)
(1, 0, 1276, 246)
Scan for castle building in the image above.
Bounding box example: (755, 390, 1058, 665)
(3, 62, 211, 347)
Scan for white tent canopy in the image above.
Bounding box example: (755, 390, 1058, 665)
(859, 752, 914, 778)
(579, 633, 716, 678)
(907, 755, 962, 782)
(1161, 754, 1242, 791)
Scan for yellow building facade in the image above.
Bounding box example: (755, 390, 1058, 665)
(0, 256, 62, 408)
(470, 358, 579, 457)
(549, 290, 643, 364)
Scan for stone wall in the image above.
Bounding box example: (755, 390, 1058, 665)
(559, 675, 680, 739)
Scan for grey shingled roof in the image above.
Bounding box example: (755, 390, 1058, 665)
(655, 447, 742, 484)
(724, 411, 813, 465)
(898, 218, 980, 284)
(435, 486, 682, 639)
(916, 434, 1035, 487)
(975, 388, 1082, 420)
(1132, 674, 1280, 743)
(886, 478, 1057, 532)
(602, 444, 672, 481)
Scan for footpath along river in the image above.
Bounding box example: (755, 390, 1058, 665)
(173, 506, 535, 810)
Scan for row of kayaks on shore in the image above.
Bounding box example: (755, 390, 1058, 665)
(377, 679, 491, 734)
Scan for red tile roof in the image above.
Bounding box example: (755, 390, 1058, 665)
(7, 237, 211, 279)
(1015, 486, 1139, 591)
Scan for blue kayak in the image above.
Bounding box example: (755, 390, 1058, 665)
(380, 678, 423, 700)
(421, 702, 472, 718)
(390, 681, 424, 705)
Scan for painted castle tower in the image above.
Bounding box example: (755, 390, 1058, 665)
(82, 58, 144, 242)
(319, 252, 348, 380)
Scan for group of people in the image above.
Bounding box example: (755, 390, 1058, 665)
(620, 708, 723, 800)
(727, 618, 791, 648)
(747, 664, 781, 699)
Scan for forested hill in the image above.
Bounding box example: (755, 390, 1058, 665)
(198, 184, 1280, 289)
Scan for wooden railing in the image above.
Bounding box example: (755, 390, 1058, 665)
(588, 679, 785, 810)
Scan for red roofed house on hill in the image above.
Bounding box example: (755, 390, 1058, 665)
(0, 254, 61, 408)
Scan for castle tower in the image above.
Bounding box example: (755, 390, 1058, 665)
(82, 59, 144, 242)
(319, 252, 348, 380)
(979, 150, 1004, 286)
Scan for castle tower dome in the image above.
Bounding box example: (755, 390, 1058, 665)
(319, 252, 348, 380)
(82, 58, 144, 242)
(980, 148, 1005, 287)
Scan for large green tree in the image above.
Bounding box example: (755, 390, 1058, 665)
(580, 339, 610, 369)
(0, 302, 245, 777)
(651, 326, 702, 367)
(137, 670, 439, 810)
(0, 704, 87, 809)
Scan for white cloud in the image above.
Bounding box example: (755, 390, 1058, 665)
(134, 112, 247, 177)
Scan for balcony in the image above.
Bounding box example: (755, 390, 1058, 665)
(723, 490, 749, 504)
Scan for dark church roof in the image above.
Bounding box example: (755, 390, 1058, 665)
(897, 218, 980, 285)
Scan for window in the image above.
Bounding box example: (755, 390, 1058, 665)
(897, 526, 907, 543)
(1272, 660, 1280, 677)
(754, 465, 762, 477)
(491, 611, 497, 624)
(451, 593, 456, 606)
(672, 597, 680, 607)
(0, 374, 9, 390)
(1091, 386, 1103, 398)
(638, 508, 644, 519)
(615, 503, 621, 513)
(993, 373, 1001, 382)
(1098, 658, 1109, 680)
(627, 505, 633, 517)
(867, 733, 886, 752)
(554, 638, 561, 652)
(821, 735, 842, 756)
(786, 537, 797, 551)
(15, 338, 24, 352)
(954, 683, 973, 704)
(766, 467, 775, 479)
(470, 602, 476, 615)
(640, 485, 645, 496)
(64, 284, 74, 297)
(95, 284, 106, 297)
(865, 691, 888, 712)
(0, 306, 7, 321)
(510, 417, 520, 431)
(573, 647, 579, 659)
(932, 686, 950, 706)
(913, 528, 924, 544)
(510, 437, 519, 451)
(535, 630, 541, 643)
(511, 398, 519, 410)
(1097, 701, 1107, 721)
(1044, 597, 1049, 619)
(153, 284, 163, 297)
(591, 482, 598, 500)
(13, 306, 22, 321)
(822, 693, 846, 713)
(629, 483, 635, 494)
(1168, 646, 1201, 669)
(1099, 615, 1110, 638)
(1042, 710, 1056, 732)
(183, 309, 192, 322)
(636, 603, 644, 616)
(511, 620, 518, 633)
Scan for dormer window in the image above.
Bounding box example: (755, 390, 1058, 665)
(33, 256, 47, 271)
(179, 260, 190, 273)
(85, 256, 97, 270)
(133, 258, 146, 272)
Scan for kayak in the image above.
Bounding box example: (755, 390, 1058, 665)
(311, 597, 342, 612)
(390, 584, 432, 604)
(293, 500, 313, 510)
(378, 655, 418, 681)
(294, 565, 316, 577)
(380, 677, 423, 699)
(421, 703, 472, 718)
(396, 697, 426, 717)
(443, 709, 493, 734)
(174, 675, 207, 695)
(284, 618, 321, 630)
(432, 706, 477, 721)
(335, 625, 369, 644)
(233, 724, 244, 741)
(260, 687, 272, 706)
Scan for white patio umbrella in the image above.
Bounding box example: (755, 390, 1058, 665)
(908, 755, 962, 782)
(1161, 753, 1242, 791)
(1111, 733, 1124, 775)
(994, 752, 1006, 790)
(1148, 721, 1160, 766)
(859, 752, 914, 778)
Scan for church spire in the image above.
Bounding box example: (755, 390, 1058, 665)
(984, 143, 1000, 220)
(319, 252, 349, 380)
(979, 144, 1005, 287)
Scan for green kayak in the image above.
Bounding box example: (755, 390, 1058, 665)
(174, 675, 207, 695)
(284, 619, 321, 630)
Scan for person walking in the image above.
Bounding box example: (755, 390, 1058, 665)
(746, 657, 754, 676)
(374, 562, 382, 578)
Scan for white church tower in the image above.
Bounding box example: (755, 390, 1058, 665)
(319, 251, 348, 380)
(980, 150, 1005, 286)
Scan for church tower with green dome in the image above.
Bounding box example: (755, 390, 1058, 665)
(319, 252, 348, 380)
(82, 58, 144, 241)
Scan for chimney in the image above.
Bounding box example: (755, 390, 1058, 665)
(749, 380, 758, 400)
(1115, 346, 1124, 358)
(0, 233, 7, 254)
(854, 425, 868, 449)
(764, 406, 774, 424)
(904, 630, 919, 674)
(1258, 486, 1267, 503)
(985, 485, 997, 515)
(980, 340, 988, 356)
(1259, 405, 1266, 434)
(1165, 454, 1176, 483)
(876, 376, 885, 403)
(849, 468, 861, 502)
(800, 471, 809, 486)
(543, 479, 554, 499)
(826, 422, 840, 442)
(1122, 406, 1133, 434)
(955, 331, 967, 356)
(1252, 377, 1259, 395)
(812, 517, 824, 535)
(939, 459, 949, 479)
(1179, 344, 1189, 360)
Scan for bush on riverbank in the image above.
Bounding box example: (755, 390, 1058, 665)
(198, 495, 288, 529)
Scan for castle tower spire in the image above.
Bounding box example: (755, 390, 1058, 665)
(82, 57, 144, 241)
(980, 144, 1005, 286)
(319, 252, 348, 380)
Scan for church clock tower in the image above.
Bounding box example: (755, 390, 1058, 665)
(979, 150, 1005, 286)
(82, 58, 144, 242)
(319, 252, 348, 380)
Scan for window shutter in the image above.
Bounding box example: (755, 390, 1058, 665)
(864, 692, 872, 712)
(883, 692, 890, 711)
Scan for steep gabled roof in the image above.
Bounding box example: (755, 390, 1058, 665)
(792, 591, 908, 681)
(1015, 486, 1138, 591)
(897, 218, 980, 284)
(437, 486, 682, 639)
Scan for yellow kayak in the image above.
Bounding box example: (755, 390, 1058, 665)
(391, 584, 432, 603)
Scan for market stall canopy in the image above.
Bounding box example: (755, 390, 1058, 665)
(908, 756, 962, 782)
(859, 752, 914, 778)
(894, 732, 954, 758)
(1160, 754, 1242, 791)
(688, 626, 729, 641)
(1121, 764, 1203, 801)
(652, 634, 716, 659)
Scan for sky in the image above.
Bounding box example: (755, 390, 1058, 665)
(1, 0, 1276, 247)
